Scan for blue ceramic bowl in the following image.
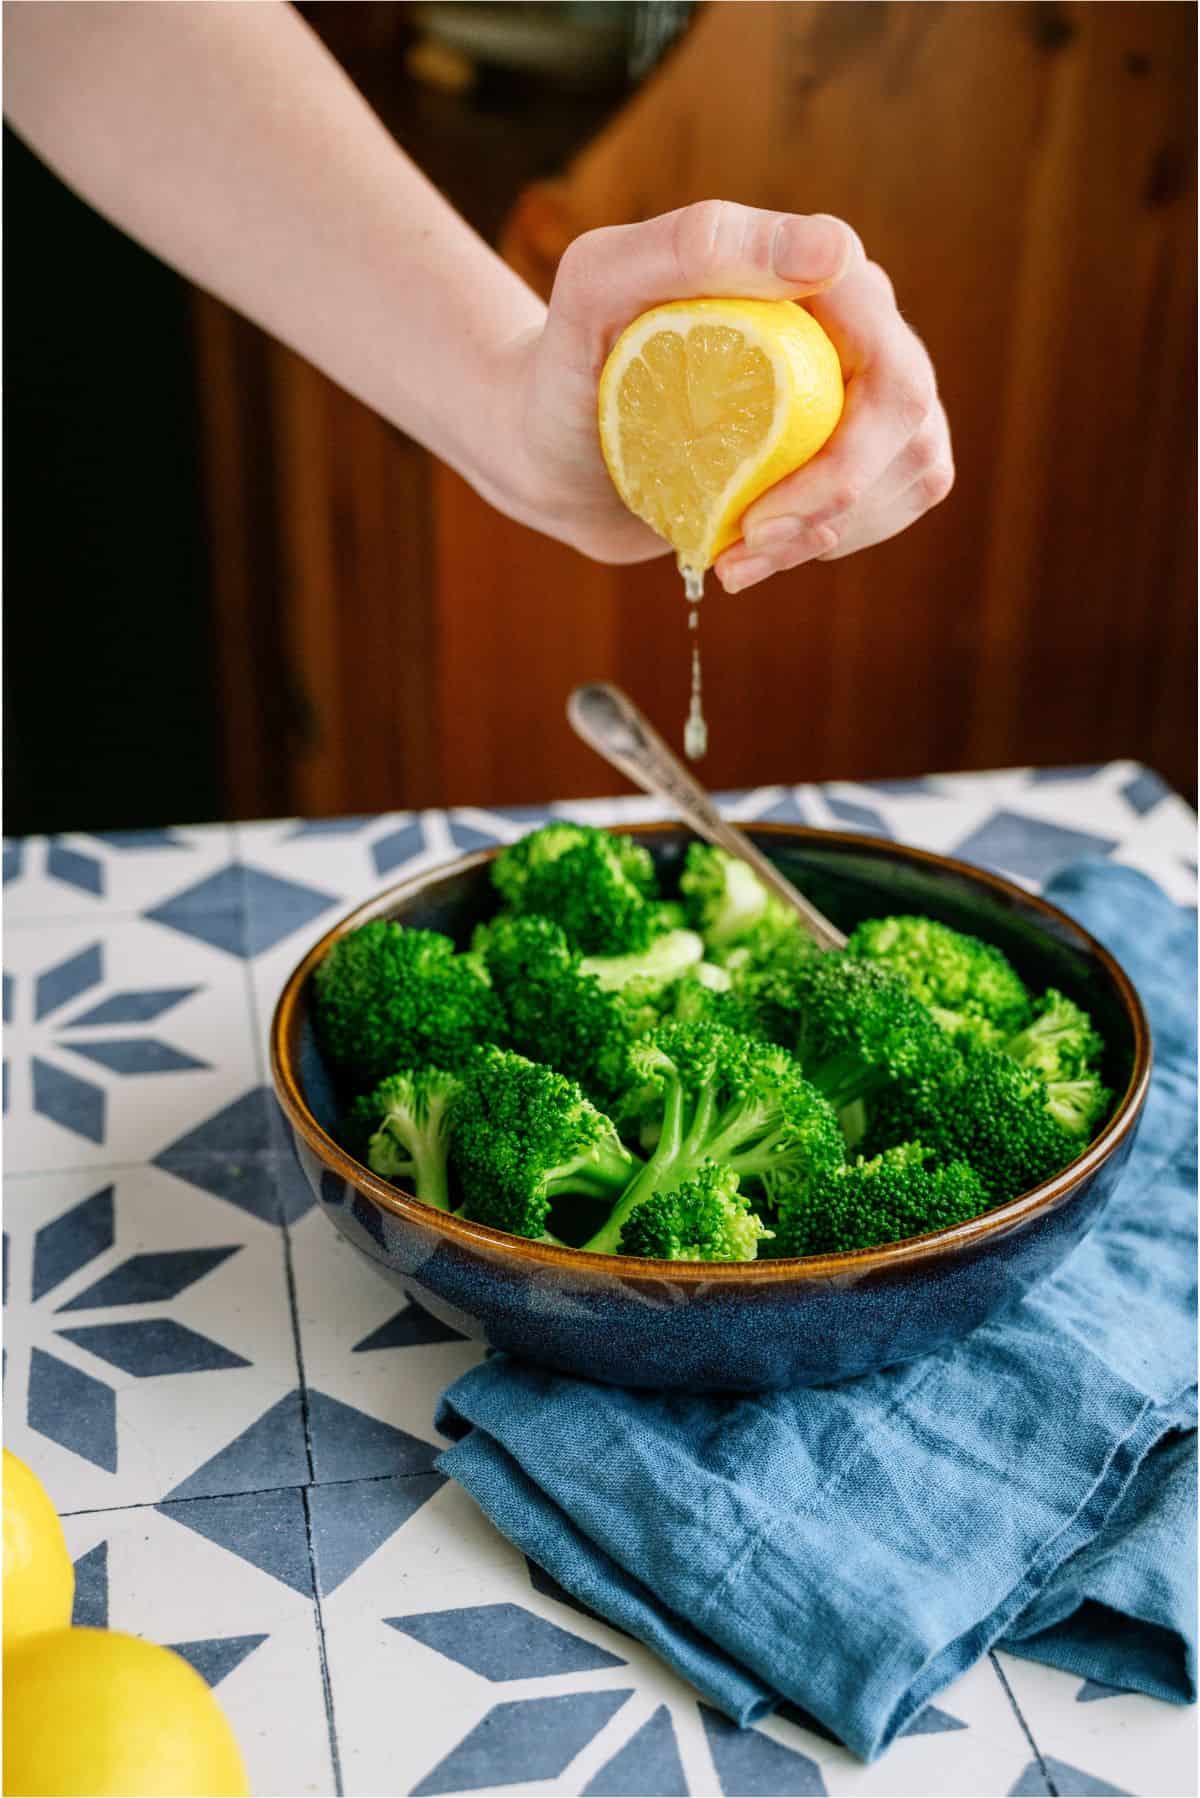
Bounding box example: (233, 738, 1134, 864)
(270, 826, 1151, 1391)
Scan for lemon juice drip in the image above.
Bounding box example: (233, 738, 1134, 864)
(680, 562, 708, 760)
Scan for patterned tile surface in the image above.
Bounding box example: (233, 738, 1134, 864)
(4, 766, 1195, 1797)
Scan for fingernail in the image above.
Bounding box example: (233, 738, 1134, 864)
(774, 214, 848, 283)
(743, 516, 804, 553)
(720, 555, 773, 593)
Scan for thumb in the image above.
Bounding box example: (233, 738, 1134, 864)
(548, 201, 863, 351)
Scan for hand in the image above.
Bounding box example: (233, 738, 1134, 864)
(498, 200, 953, 591)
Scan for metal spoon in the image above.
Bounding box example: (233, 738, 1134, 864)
(566, 682, 847, 952)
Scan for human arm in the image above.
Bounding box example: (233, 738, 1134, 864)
(4, 1, 951, 590)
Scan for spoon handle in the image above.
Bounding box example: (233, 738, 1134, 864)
(566, 682, 847, 952)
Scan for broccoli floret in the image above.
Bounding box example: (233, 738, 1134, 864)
(681, 844, 771, 947)
(1004, 987, 1104, 1080)
(743, 953, 957, 1112)
(1041, 1073, 1112, 1138)
(474, 912, 634, 1102)
(581, 928, 705, 993)
(720, 908, 821, 981)
(771, 1143, 987, 1256)
(848, 915, 1032, 1049)
(451, 1048, 638, 1240)
(866, 1042, 1082, 1205)
(314, 921, 504, 1090)
(585, 1021, 844, 1255)
(346, 1068, 460, 1210)
(618, 1160, 772, 1262)
(1003, 987, 1111, 1139)
(610, 973, 676, 1042)
(681, 844, 819, 982)
(490, 823, 662, 954)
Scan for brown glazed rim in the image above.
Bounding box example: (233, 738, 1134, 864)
(271, 825, 1153, 1284)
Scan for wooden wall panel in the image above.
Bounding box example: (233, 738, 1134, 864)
(194, 2, 1195, 819)
(193, 301, 440, 819)
(439, 0, 1196, 803)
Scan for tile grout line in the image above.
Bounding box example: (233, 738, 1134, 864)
(300, 1485, 345, 1798)
(232, 825, 344, 1798)
(990, 1651, 1058, 1797)
(61, 1464, 445, 1520)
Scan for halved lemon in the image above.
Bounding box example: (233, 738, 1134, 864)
(598, 298, 844, 572)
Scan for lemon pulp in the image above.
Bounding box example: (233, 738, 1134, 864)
(599, 298, 844, 571)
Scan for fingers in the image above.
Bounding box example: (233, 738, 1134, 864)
(546, 201, 865, 358)
(738, 264, 939, 545)
(716, 401, 953, 592)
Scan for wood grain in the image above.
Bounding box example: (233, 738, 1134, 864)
(475, 0, 1197, 800)
(193, 1, 1196, 816)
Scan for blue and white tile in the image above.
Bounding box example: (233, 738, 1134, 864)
(229, 814, 445, 1042)
(814, 1657, 1039, 1796)
(233, 811, 462, 914)
(1107, 790, 1197, 908)
(994, 1652, 1196, 1797)
(61, 1501, 335, 1797)
(3, 918, 258, 1174)
(317, 1471, 1035, 1798)
(4, 825, 235, 926)
(287, 1201, 482, 1476)
(4, 1165, 302, 1510)
(978, 763, 1156, 843)
(797, 779, 997, 858)
(319, 1475, 660, 1798)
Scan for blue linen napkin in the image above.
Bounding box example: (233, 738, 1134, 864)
(436, 862, 1198, 1760)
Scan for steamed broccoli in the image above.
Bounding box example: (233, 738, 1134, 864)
(681, 843, 818, 979)
(746, 954, 957, 1112)
(580, 928, 705, 993)
(865, 1041, 1082, 1204)
(452, 1048, 638, 1240)
(1003, 987, 1111, 1138)
(681, 843, 771, 947)
(770, 1143, 987, 1257)
(346, 1068, 460, 1210)
(617, 1160, 772, 1262)
(323, 821, 1115, 1263)
(720, 908, 821, 981)
(474, 912, 634, 1102)
(847, 915, 1032, 1048)
(490, 823, 663, 954)
(584, 1021, 844, 1255)
(1004, 987, 1102, 1078)
(314, 921, 504, 1090)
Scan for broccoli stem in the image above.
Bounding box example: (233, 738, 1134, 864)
(581, 1068, 699, 1255)
(544, 1136, 641, 1202)
(408, 1135, 451, 1211)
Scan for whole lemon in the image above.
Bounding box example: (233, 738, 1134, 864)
(2, 1450, 74, 1649)
(3, 1629, 250, 1797)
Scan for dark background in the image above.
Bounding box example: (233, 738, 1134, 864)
(4, 2, 1196, 836)
(3, 127, 220, 832)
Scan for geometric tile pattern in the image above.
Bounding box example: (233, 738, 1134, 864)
(701, 1705, 828, 1795)
(7, 767, 1195, 1796)
(71, 1540, 109, 1628)
(583, 1704, 688, 1795)
(167, 1633, 269, 1687)
(384, 1602, 627, 1680)
(55, 1318, 250, 1376)
(309, 1472, 447, 1595)
(353, 1301, 467, 1352)
(410, 1691, 636, 1795)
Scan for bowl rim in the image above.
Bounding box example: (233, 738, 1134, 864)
(270, 824, 1153, 1283)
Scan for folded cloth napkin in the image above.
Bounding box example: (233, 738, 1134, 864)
(436, 861, 1198, 1760)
